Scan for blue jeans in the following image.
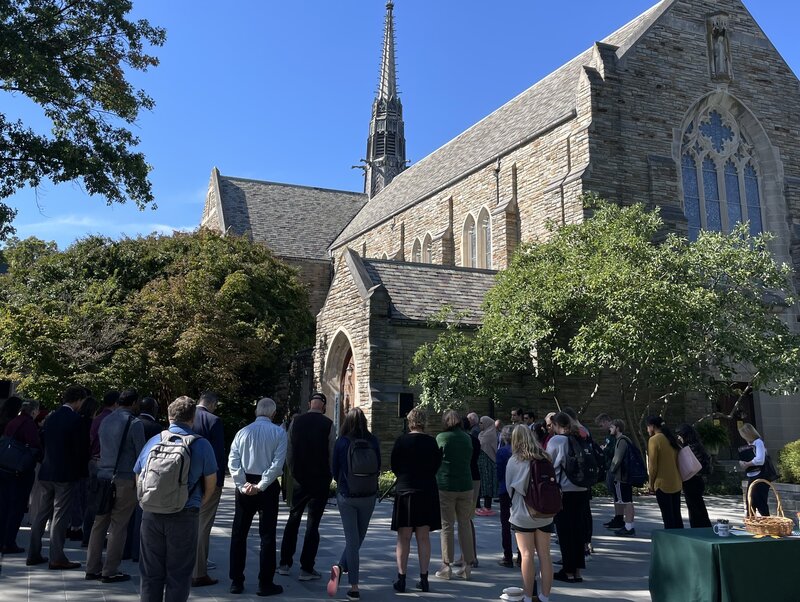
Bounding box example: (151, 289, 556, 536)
(336, 494, 376, 586)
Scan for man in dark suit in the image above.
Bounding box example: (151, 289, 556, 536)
(192, 391, 226, 587)
(27, 384, 87, 570)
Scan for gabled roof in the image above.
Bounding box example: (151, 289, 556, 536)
(331, 0, 674, 250)
(215, 174, 367, 261)
(359, 255, 497, 324)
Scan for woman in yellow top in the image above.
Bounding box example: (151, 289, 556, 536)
(646, 416, 684, 529)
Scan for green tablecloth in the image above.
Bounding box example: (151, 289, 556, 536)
(649, 528, 800, 602)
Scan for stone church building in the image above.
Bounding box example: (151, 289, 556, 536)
(201, 0, 800, 450)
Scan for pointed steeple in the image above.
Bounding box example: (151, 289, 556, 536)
(363, 1, 406, 199)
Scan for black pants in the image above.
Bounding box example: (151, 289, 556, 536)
(229, 477, 280, 587)
(279, 481, 329, 572)
(499, 492, 512, 559)
(655, 489, 684, 529)
(554, 490, 589, 573)
(748, 477, 770, 517)
(682, 475, 711, 528)
(140, 508, 199, 602)
(0, 470, 35, 549)
(583, 489, 593, 545)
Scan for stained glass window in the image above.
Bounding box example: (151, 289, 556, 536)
(703, 157, 722, 231)
(682, 154, 701, 241)
(724, 161, 742, 227)
(681, 107, 764, 238)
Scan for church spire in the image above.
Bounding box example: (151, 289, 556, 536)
(363, 1, 406, 199)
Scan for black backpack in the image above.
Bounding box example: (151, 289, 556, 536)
(563, 434, 601, 488)
(346, 437, 379, 497)
(620, 435, 648, 487)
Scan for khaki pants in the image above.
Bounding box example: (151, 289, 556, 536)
(438, 489, 475, 565)
(193, 485, 222, 578)
(86, 479, 137, 576)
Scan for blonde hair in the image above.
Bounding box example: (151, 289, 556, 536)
(511, 424, 550, 462)
(738, 423, 761, 444)
(406, 407, 426, 431)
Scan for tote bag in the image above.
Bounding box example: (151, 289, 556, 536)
(678, 446, 702, 481)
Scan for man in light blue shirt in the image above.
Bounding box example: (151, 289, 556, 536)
(134, 397, 217, 602)
(227, 398, 287, 597)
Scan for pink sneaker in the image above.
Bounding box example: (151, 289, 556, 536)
(483, 509, 497, 516)
(327, 564, 341, 597)
(474, 508, 486, 516)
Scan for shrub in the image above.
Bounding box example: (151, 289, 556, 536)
(778, 439, 800, 484)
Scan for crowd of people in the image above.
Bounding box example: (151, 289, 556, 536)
(0, 386, 778, 602)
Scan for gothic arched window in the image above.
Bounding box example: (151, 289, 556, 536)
(478, 208, 492, 269)
(422, 233, 432, 263)
(411, 238, 421, 263)
(462, 214, 477, 267)
(680, 108, 763, 241)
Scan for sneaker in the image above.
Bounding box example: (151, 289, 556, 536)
(298, 569, 320, 581)
(481, 509, 497, 516)
(206, 560, 217, 570)
(434, 565, 452, 580)
(603, 517, 624, 529)
(346, 590, 360, 600)
(474, 508, 486, 516)
(277, 565, 290, 576)
(614, 526, 636, 537)
(327, 564, 341, 597)
(256, 583, 284, 597)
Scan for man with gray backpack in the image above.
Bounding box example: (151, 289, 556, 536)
(133, 396, 218, 602)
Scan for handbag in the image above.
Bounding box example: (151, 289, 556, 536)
(0, 423, 37, 476)
(93, 415, 133, 515)
(678, 445, 702, 481)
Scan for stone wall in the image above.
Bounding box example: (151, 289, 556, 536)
(582, 0, 800, 447)
(281, 257, 333, 318)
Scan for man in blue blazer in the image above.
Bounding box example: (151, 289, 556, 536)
(27, 384, 87, 570)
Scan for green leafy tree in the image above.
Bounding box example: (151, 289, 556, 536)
(0, 0, 166, 237)
(413, 198, 800, 444)
(0, 230, 314, 430)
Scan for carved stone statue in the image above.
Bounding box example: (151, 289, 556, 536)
(712, 25, 728, 77)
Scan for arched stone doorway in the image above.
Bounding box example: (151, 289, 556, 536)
(339, 348, 356, 427)
(321, 329, 359, 434)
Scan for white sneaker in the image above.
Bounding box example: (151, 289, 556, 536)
(434, 565, 452, 580)
(206, 561, 216, 570)
(299, 569, 320, 581)
(277, 565, 290, 576)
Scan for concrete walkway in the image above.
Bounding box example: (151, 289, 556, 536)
(0, 485, 746, 601)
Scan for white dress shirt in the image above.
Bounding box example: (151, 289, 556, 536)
(228, 416, 287, 493)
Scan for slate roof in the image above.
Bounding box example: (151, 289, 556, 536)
(361, 258, 497, 324)
(331, 0, 673, 250)
(216, 175, 367, 261)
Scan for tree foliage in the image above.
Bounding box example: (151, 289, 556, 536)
(0, 0, 166, 237)
(412, 198, 800, 435)
(0, 230, 314, 429)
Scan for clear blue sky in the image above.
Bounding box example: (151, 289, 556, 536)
(5, 0, 799, 248)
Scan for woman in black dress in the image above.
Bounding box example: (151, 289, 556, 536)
(390, 408, 443, 593)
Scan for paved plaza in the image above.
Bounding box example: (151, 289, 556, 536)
(0, 486, 745, 601)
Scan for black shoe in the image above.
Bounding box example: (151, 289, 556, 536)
(604, 517, 624, 529)
(498, 557, 514, 568)
(85, 572, 102, 580)
(393, 573, 406, 592)
(347, 591, 360, 600)
(416, 572, 429, 592)
(3, 544, 24, 554)
(256, 583, 283, 596)
(26, 555, 48, 566)
(101, 573, 131, 583)
(615, 526, 636, 537)
(230, 582, 244, 594)
(67, 528, 83, 541)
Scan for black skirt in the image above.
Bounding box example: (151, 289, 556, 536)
(391, 488, 442, 531)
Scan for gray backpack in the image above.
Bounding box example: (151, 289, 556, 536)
(137, 431, 198, 513)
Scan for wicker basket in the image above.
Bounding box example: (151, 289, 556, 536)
(744, 478, 794, 537)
